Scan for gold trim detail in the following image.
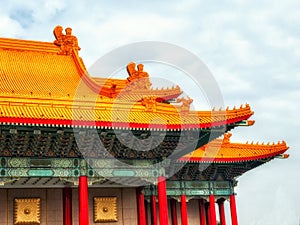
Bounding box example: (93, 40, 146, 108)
(93, 197, 117, 223)
(14, 198, 41, 225)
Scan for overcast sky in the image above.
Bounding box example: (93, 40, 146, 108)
(0, 1, 299, 224)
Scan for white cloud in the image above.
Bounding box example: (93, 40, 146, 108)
(31, 0, 66, 22)
(0, 16, 24, 37)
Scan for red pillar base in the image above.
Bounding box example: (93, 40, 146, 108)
(230, 194, 238, 225)
(199, 199, 206, 225)
(151, 195, 158, 225)
(158, 176, 169, 225)
(170, 199, 178, 225)
(63, 187, 72, 225)
(79, 176, 89, 225)
(205, 202, 211, 225)
(217, 198, 226, 225)
(209, 195, 217, 225)
(137, 188, 147, 225)
(181, 195, 188, 225)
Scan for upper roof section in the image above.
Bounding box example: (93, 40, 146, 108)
(0, 26, 182, 102)
(0, 26, 254, 129)
(180, 132, 289, 162)
(0, 37, 86, 99)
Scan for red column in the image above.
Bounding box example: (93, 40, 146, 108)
(209, 195, 217, 225)
(205, 203, 211, 225)
(145, 200, 149, 225)
(170, 199, 178, 225)
(158, 176, 169, 225)
(137, 188, 147, 225)
(63, 187, 72, 225)
(230, 194, 238, 225)
(150, 195, 158, 225)
(217, 199, 226, 225)
(79, 176, 89, 225)
(181, 195, 188, 225)
(199, 199, 206, 225)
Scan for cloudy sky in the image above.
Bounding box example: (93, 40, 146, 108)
(1, 0, 299, 224)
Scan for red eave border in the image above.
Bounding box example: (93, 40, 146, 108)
(0, 114, 252, 129)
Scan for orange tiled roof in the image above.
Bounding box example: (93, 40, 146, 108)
(0, 27, 254, 129)
(180, 133, 289, 162)
(0, 37, 113, 99)
(0, 37, 182, 101)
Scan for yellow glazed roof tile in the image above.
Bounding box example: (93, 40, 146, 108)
(0, 37, 181, 101)
(0, 48, 86, 98)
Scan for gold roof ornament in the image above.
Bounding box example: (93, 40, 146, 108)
(53, 25, 81, 55)
(126, 62, 151, 89)
(223, 132, 232, 144)
(141, 96, 157, 112)
(177, 96, 193, 113)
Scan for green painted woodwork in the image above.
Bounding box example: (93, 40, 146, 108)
(112, 170, 135, 177)
(28, 169, 54, 177)
(144, 181, 234, 197)
(214, 189, 232, 195)
(0, 156, 236, 197)
(0, 157, 162, 178)
(0, 156, 243, 188)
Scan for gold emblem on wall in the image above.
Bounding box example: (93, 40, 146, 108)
(93, 197, 117, 222)
(14, 198, 41, 225)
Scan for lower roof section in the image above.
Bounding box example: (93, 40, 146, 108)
(179, 133, 289, 163)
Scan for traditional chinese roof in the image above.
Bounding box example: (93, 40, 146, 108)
(180, 133, 289, 163)
(0, 26, 254, 130)
(0, 26, 290, 190)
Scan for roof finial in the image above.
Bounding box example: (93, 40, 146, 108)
(141, 96, 157, 112)
(223, 132, 232, 144)
(126, 62, 151, 89)
(177, 96, 193, 113)
(53, 25, 81, 55)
